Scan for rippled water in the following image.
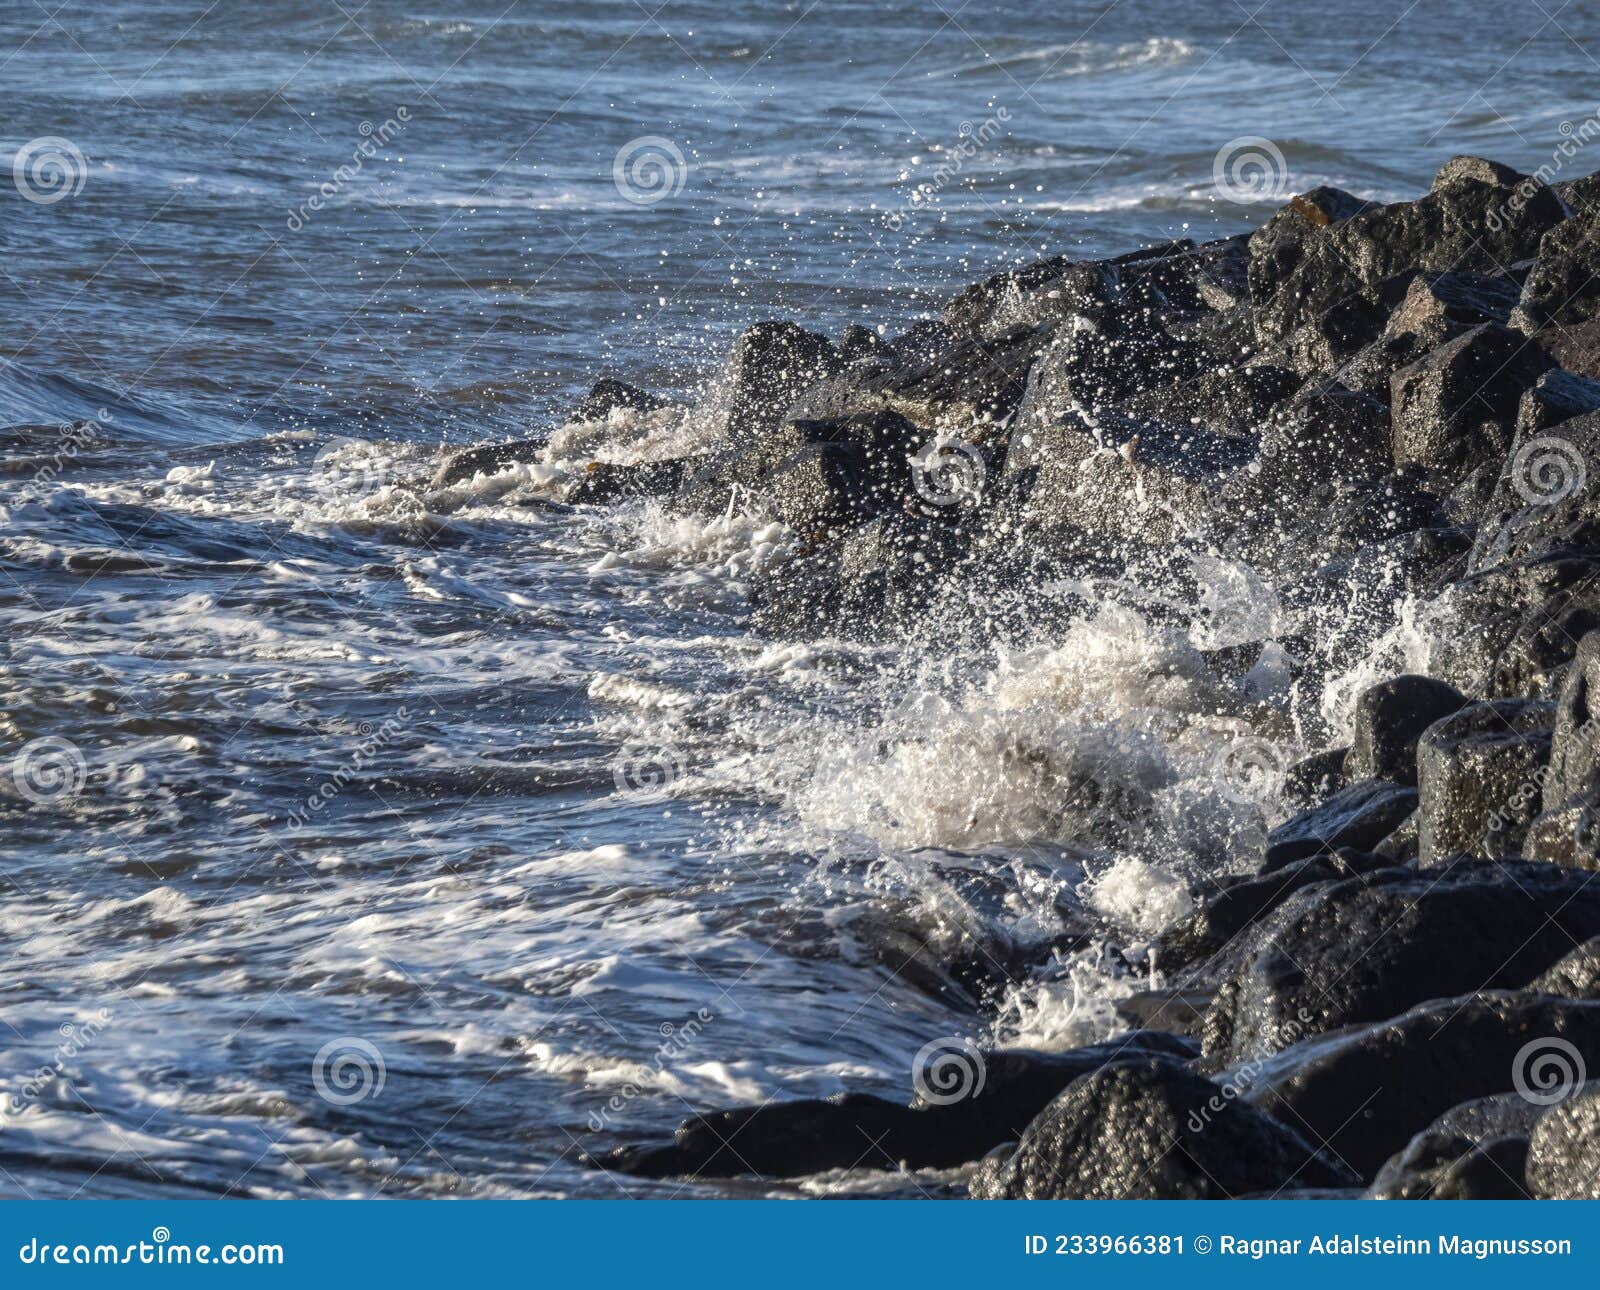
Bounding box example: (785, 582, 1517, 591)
(3, 0, 1600, 1198)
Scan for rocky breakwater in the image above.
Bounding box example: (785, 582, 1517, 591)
(438, 156, 1600, 1198)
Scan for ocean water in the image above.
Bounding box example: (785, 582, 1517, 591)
(2, 0, 1598, 1198)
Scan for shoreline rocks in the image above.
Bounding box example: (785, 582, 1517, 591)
(558, 155, 1600, 1199)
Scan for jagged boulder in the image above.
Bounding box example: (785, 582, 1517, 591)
(1246, 991, 1600, 1177)
(969, 1059, 1356, 1199)
(1345, 674, 1470, 785)
(1415, 698, 1555, 861)
(572, 377, 668, 422)
(588, 1032, 1197, 1180)
(724, 321, 843, 440)
(1527, 937, 1600, 1000)
(1390, 324, 1554, 491)
(1366, 1093, 1541, 1199)
(1260, 780, 1417, 870)
(1526, 1086, 1600, 1198)
(1199, 861, 1600, 1068)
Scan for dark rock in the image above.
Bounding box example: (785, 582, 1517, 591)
(1345, 674, 1470, 785)
(565, 458, 688, 505)
(1540, 629, 1600, 809)
(589, 1031, 1197, 1180)
(1513, 208, 1600, 336)
(724, 321, 843, 440)
(1011, 408, 1254, 547)
(1261, 779, 1418, 870)
(837, 324, 887, 365)
(1283, 747, 1348, 809)
(429, 438, 543, 489)
(1521, 798, 1600, 871)
(1432, 154, 1528, 192)
(1012, 313, 1204, 429)
(1246, 991, 1600, 1177)
(1119, 363, 1301, 438)
(1367, 1092, 1541, 1199)
(1415, 698, 1555, 862)
(942, 256, 1114, 337)
(1162, 850, 1391, 970)
(1200, 861, 1600, 1068)
(1526, 937, 1600, 1001)
(1390, 324, 1554, 491)
(969, 1058, 1356, 1199)
(1516, 369, 1600, 440)
(1526, 1085, 1600, 1198)
(572, 378, 667, 423)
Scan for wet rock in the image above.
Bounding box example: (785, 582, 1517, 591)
(1512, 208, 1600, 336)
(1246, 991, 1600, 1177)
(572, 377, 667, 423)
(1432, 155, 1529, 192)
(565, 458, 688, 505)
(969, 1058, 1356, 1199)
(1282, 747, 1348, 810)
(1390, 323, 1554, 491)
(429, 438, 544, 488)
(1540, 629, 1600, 809)
(1162, 850, 1392, 970)
(1260, 780, 1418, 870)
(1415, 698, 1555, 862)
(1345, 674, 1470, 785)
(1257, 383, 1390, 484)
(837, 324, 887, 365)
(724, 321, 843, 440)
(1011, 408, 1254, 547)
(1521, 798, 1600, 870)
(589, 1032, 1197, 1180)
(1526, 1085, 1600, 1198)
(941, 256, 1115, 337)
(1012, 313, 1204, 429)
(1119, 363, 1301, 437)
(1367, 1092, 1540, 1199)
(1526, 937, 1600, 1000)
(1200, 861, 1600, 1068)
(1516, 369, 1600, 440)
